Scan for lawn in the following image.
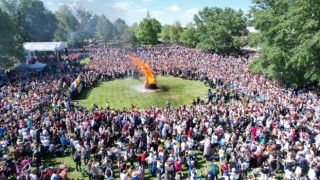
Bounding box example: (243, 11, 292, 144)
(79, 57, 90, 65)
(75, 76, 209, 109)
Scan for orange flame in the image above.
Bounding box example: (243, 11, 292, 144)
(129, 55, 157, 85)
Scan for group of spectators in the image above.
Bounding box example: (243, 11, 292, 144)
(0, 45, 319, 180)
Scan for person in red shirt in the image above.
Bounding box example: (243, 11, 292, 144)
(187, 128, 193, 137)
(139, 151, 146, 165)
(220, 160, 229, 175)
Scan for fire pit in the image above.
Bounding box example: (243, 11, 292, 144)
(145, 83, 157, 89)
(130, 56, 158, 90)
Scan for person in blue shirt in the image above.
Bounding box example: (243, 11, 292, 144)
(26, 119, 31, 129)
(60, 136, 68, 152)
(73, 152, 81, 171)
(0, 126, 4, 137)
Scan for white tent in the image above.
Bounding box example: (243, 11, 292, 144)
(23, 42, 68, 51)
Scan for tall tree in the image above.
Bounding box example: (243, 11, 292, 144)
(17, 0, 57, 42)
(96, 14, 115, 44)
(113, 18, 129, 45)
(160, 25, 171, 42)
(54, 5, 79, 44)
(87, 14, 99, 39)
(114, 18, 128, 38)
(0, 8, 23, 69)
(136, 18, 161, 45)
(1, 0, 57, 42)
(75, 7, 92, 44)
(169, 21, 183, 43)
(179, 23, 198, 48)
(249, 0, 320, 85)
(194, 7, 247, 54)
(121, 26, 138, 47)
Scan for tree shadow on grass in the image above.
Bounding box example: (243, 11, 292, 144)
(76, 81, 103, 100)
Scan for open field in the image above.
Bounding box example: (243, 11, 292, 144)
(75, 76, 209, 109)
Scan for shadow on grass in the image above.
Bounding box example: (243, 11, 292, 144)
(158, 85, 170, 92)
(76, 81, 104, 100)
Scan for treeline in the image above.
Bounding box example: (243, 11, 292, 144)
(1, 0, 319, 85)
(0, 0, 249, 70)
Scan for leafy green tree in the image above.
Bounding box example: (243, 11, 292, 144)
(169, 21, 183, 43)
(113, 18, 128, 40)
(194, 7, 247, 54)
(0, 8, 23, 69)
(136, 18, 161, 45)
(17, 0, 57, 42)
(160, 25, 171, 42)
(54, 5, 79, 44)
(1, 0, 57, 42)
(249, 0, 320, 85)
(75, 8, 92, 44)
(0, 0, 18, 16)
(96, 14, 115, 44)
(179, 23, 198, 48)
(87, 14, 99, 39)
(121, 26, 138, 47)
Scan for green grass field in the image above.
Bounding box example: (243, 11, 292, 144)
(75, 76, 209, 109)
(79, 57, 90, 65)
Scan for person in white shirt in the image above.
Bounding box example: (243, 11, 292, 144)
(1, 140, 9, 154)
(145, 154, 155, 175)
(307, 166, 317, 180)
(219, 147, 225, 163)
(75, 143, 82, 153)
(41, 137, 50, 150)
(180, 140, 187, 153)
(120, 170, 128, 180)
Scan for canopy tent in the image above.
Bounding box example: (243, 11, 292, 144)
(23, 42, 68, 51)
(15, 61, 47, 71)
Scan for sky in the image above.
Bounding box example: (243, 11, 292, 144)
(42, 0, 253, 26)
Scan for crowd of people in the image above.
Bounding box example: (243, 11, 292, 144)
(0, 45, 319, 180)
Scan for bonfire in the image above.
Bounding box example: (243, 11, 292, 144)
(129, 56, 157, 89)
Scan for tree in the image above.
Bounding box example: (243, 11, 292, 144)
(179, 23, 198, 48)
(74, 7, 93, 44)
(160, 25, 171, 42)
(54, 5, 79, 45)
(121, 26, 138, 47)
(249, 0, 320, 86)
(169, 21, 183, 43)
(136, 18, 161, 45)
(96, 14, 115, 44)
(194, 7, 247, 54)
(0, 8, 23, 69)
(17, 0, 57, 42)
(87, 14, 99, 39)
(114, 18, 128, 38)
(1, 0, 57, 42)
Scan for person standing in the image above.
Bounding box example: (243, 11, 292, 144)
(166, 100, 170, 111)
(73, 152, 82, 172)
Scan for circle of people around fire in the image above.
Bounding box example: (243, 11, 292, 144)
(0, 45, 320, 180)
